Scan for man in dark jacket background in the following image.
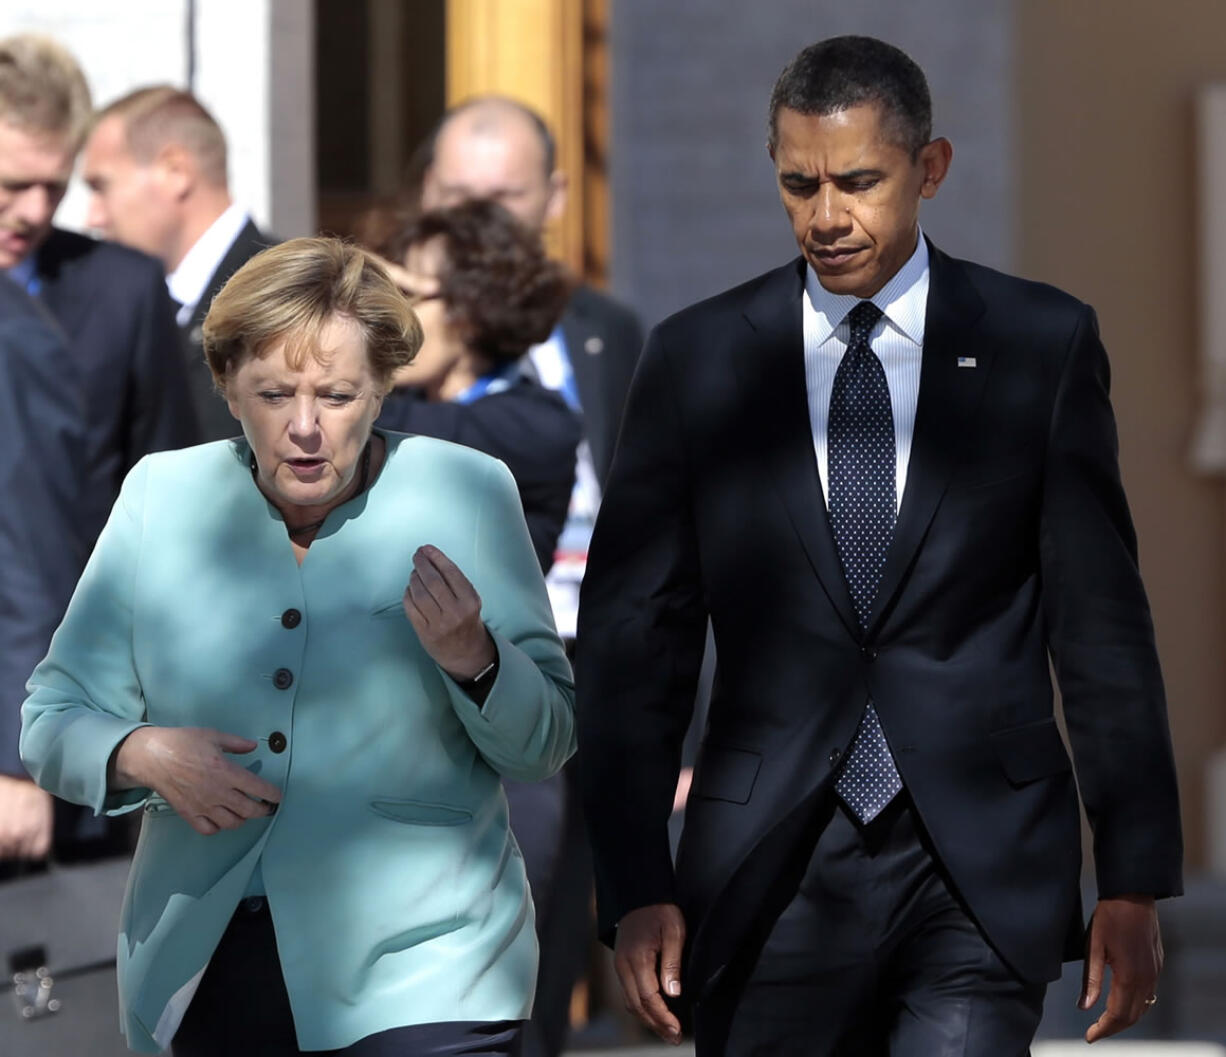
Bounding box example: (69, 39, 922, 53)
(82, 84, 275, 440)
(0, 32, 197, 868)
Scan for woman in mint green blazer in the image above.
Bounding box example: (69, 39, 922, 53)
(21, 238, 576, 1056)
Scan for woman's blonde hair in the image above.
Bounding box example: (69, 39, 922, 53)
(203, 237, 423, 393)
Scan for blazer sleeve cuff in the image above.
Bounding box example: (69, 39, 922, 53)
(21, 709, 150, 817)
(1095, 857, 1185, 901)
(443, 627, 576, 782)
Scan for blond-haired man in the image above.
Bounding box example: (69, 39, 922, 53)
(0, 35, 197, 867)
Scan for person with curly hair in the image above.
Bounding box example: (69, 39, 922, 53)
(377, 201, 583, 1056)
(378, 198, 581, 574)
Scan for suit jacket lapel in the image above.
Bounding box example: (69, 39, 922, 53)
(734, 258, 860, 639)
(186, 220, 271, 335)
(35, 230, 87, 338)
(865, 241, 991, 635)
(559, 296, 612, 473)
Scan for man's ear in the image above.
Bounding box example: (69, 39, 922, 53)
(544, 170, 568, 225)
(918, 137, 953, 200)
(155, 143, 195, 201)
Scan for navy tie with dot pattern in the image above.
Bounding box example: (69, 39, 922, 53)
(828, 299, 903, 823)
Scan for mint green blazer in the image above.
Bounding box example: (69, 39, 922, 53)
(21, 432, 576, 1053)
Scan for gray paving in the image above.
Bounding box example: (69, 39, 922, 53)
(566, 1048, 695, 1057)
(566, 1042, 1226, 1057)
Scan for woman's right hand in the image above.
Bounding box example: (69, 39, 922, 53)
(112, 727, 283, 836)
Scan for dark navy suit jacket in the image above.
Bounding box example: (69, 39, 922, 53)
(577, 243, 1183, 1052)
(179, 219, 276, 441)
(36, 228, 200, 545)
(558, 284, 643, 486)
(0, 276, 89, 778)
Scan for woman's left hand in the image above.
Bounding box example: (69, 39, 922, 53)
(403, 545, 497, 680)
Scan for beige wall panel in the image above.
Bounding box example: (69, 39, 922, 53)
(1018, 0, 1226, 868)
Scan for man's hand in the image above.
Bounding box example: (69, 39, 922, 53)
(1080, 894, 1163, 1043)
(403, 545, 496, 681)
(672, 767, 694, 814)
(613, 903, 687, 1045)
(0, 774, 53, 859)
(112, 726, 282, 836)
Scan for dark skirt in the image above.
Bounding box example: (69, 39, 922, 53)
(172, 897, 523, 1057)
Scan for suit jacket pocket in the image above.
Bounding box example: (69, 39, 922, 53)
(368, 798, 474, 826)
(372, 598, 405, 619)
(691, 745, 763, 805)
(989, 718, 1072, 786)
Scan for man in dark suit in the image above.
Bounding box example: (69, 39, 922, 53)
(0, 33, 197, 866)
(577, 36, 1182, 1056)
(418, 95, 644, 1057)
(0, 277, 89, 873)
(420, 95, 643, 489)
(82, 85, 274, 440)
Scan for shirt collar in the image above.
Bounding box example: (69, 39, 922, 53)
(804, 230, 930, 347)
(166, 201, 249, 313)
(6, 253, 38, 295)
(453, 361, 523, 405)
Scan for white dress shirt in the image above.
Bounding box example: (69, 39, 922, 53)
(166, 202, 251, 326)
(803, 233, 930, 513)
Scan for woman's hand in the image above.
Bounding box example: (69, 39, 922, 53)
(112, 726, 283, 836)
(403, 545, 497, 680)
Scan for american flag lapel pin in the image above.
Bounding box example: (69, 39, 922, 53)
(957, 356, 977, 368)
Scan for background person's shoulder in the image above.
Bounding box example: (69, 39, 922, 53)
(384, 429, 507, 478)
(945, 248, 1090, 318)
(567, 282, 640, 328)
(40, 227, 167, 290)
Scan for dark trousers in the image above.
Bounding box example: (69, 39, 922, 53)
(525, 760, 597, 1057)
(502, 771, 568, 1057)
(172, 898, 523, 1056)
(722, 795, 1046, 1057)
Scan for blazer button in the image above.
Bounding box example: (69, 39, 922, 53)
(273, 668, 294, 690)
(828, 747, 842, 767)
(861, 646, 878, 662)
(268, 731, 287, 753)
(281, 608, 302, 629)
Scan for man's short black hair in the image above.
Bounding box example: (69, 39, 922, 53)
(768, 36, 932, 156)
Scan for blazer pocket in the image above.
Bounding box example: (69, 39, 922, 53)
(368, 798, 474, 826)
(691, 745, 763, 805)
(372, 598, 405, 620)
(989, 718, 1072, 786)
